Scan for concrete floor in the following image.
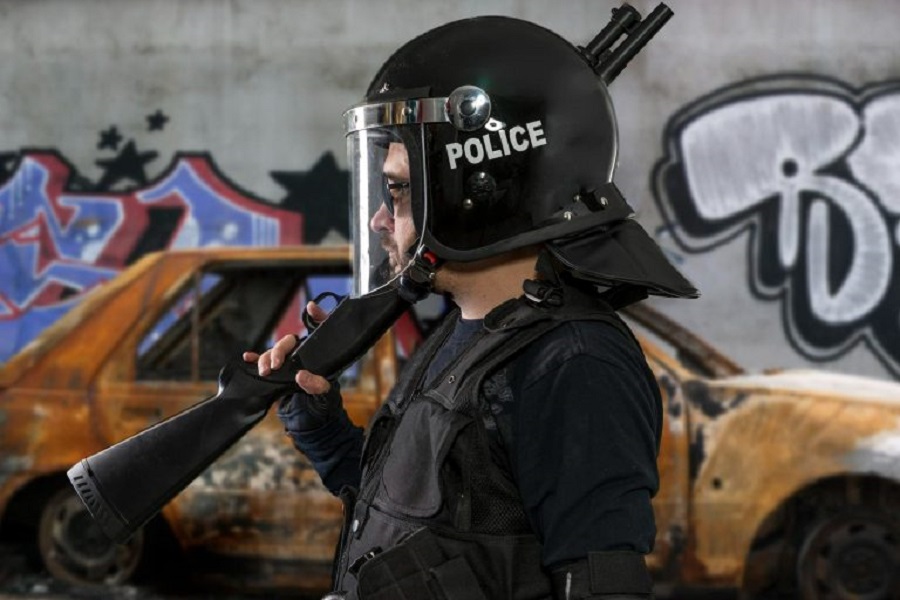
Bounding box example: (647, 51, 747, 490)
(0, 543, 312, 600)
(0, 543, 740, 600)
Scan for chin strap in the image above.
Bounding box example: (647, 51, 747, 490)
(398, 245, 443, 303)
(523, 249, 565, 307)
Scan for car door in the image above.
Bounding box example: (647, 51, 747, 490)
(93, 259, 385, 577)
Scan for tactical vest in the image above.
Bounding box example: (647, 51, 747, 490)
(333, 292, 638, 600)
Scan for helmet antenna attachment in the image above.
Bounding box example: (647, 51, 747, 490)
(581, 2, 673, 85)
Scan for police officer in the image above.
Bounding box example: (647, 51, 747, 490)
(246, 5, 697, 599)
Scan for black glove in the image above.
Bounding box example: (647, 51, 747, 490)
(277, 381, 343, 433)
(550, 551, 654, 600)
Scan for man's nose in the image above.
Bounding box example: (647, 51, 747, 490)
(370, 202, 394, 233)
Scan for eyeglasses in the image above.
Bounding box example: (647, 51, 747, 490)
(383, 179, 410, 216)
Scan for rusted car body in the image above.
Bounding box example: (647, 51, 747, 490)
(627, 303, 900, 597)
(0, 245, 398, 593)
(1, 245, 898, 597)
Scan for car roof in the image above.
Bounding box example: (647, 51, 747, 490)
(623, 302, 743, 379)
(0, 245, 352, 388)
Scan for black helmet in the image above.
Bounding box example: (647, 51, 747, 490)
(345, 4, 698, 302)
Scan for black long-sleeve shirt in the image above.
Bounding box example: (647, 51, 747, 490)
(280, 314, 661, 569)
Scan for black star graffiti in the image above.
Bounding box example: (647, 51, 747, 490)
(0, 152, 19, 182)
(94, 140, 158, 191)
(97, 126, 123, 151)
(271, 152, 350, 244)
(146, 109, 169, 131)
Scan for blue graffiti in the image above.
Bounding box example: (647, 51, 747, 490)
(0, 159, 122, 355)
(0, 153, 295, 363)
(140, 161, 280, 247)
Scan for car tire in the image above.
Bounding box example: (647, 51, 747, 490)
(796, 509, 900, 600)
(37, 486, 146, 585)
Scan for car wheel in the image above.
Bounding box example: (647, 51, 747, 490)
(37, 486, 145, 585)
(796, 510, 900, 600)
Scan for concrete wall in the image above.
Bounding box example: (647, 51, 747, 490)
(2, 0, 899, 380)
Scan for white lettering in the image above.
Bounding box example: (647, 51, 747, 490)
(444, 120, 548, 170)
(509, 126, 529, 152)
(446, 143, 463, 170)
(483, 133, 504, 160)
(464, 138, 485, 164)
(527, 121, 547, 148)
(498, 128, 511, 155)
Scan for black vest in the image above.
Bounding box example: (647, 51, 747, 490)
(334, 293, 637, 600)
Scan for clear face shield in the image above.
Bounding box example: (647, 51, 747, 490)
(344, 88, 495, 296)
(347, 125, 427, 297)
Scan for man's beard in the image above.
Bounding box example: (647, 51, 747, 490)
(372, 233, 412, 288)
(382, 233, 412, 276)
(372, 257, 393, 288)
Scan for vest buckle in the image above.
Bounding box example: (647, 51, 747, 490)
(348, 546, 383, 576)
(523, 279, 563, 307)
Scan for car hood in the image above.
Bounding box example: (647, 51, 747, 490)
(709, 369, 900, 405)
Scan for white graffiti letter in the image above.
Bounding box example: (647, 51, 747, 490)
(680, 95, 859, 269)
(848, 93, 900, 215)
(807, 177, 891, 323)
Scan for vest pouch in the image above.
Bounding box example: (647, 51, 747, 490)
(357, 526, 552, 600)
(360, 404, 395, 471)
(379, 399, 472, 518)
(357, 527, 489, 600)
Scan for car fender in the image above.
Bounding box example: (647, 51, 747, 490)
(681, 380, 900, 584)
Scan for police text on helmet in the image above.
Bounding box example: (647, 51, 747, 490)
(445, 121, 547, 170)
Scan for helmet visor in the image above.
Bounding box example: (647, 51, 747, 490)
(348, 125, 426, 296)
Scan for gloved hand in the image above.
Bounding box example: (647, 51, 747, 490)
(242, 300, 341, 432)
(242, 300, 332, 393)
(277, 381, 343, 432)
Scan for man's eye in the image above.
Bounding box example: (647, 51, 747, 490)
(386, 181, 410, 198)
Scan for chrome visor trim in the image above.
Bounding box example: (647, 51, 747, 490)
(344, 97, 449, 134)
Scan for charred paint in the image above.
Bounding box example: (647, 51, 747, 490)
(659, 374, 682, 418)
(727, 392, 749, 410)
(193, 435, 320, 492)
(683, 380, 726, 418)
(0, 456, 33, 488)
(668, 525, 686, 557)
(688, 424, 706, 482)
(0, 408, 6, 453)
(179, 494, 255, 540)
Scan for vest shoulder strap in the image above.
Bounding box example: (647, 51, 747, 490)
(385, 308, 460, 413)
(423, 295, 630, 412)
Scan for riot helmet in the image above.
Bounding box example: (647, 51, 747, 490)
(345, 4, 698, 303)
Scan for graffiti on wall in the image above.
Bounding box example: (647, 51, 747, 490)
(654, 75, 900, 377)
(0, 112, 350, 362)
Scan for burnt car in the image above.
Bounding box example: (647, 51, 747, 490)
(1, 245, 899, 598)
(625, 303, 900, 599)
(0, 245, 401, 593)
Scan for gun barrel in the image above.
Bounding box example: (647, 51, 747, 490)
(597, 3, 673, 85)
(583, 3, 641, 64)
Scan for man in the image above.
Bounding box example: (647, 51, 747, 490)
(246, 6, 697, 599)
